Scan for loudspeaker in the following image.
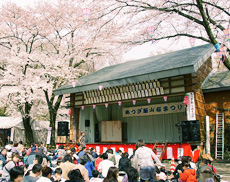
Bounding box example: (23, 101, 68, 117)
(85, 120, 90, 127)
(182, 120, 200, 142)
(57, 121, 69, 136)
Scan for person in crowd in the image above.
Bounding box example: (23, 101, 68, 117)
(80, 154, 94, 178)
(196, 158, 215, 181)
(6, 142, 13, 161)
(2, 153, 20, 180)
(106, 149, 116, 166)
(173, 156, 189, 180)
(25, 147, 37, 167)
(115, 150, 122, 168)
(36, 166, 53, 182)
(22, 164, 42, 182)
(27, 154, 43, 171)
(103, 167, 119, 182)
(187, 156, 197, 171)
(26, 143, 37, 156)
(118, 152, 131, 173)
(16, 141, 24, 155)
(56, 145, 66, 159)
(56, 157, 62, 168)
(122, 167, 139, 182)
(203, 154, 217, 174)
(80, 149, 94, 164)
(134, 140, 163, 182)
(38, 142, 46, 155)
(59, 154, 76, 180)
(90, 170, 103, 182)
(78, 147, 86, 163)
(65, 169, 84, 182)
(90, 148, 98, 159)
(0, 148, 7, 167)
(79, 131, 86, 148)
(75, 159, 89, 182)
(5, 141, 13, 152)
(12, 143, 19, 154)
(178, 162, 198, 182)
(9, 166, 24, 182)
(129, 149, 136, 168)
(98, 153, 114, 178)
(50, 168, 63, 182)
(95, 155, 103, 170)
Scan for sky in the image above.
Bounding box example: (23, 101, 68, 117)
(0, 0, 206, 62)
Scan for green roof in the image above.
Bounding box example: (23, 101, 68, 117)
(202, 71, 230, 92)
(54, 44, 215, 95)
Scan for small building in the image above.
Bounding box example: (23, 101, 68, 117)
(54, 44, 215, 159)
(202, 71, 230, 156)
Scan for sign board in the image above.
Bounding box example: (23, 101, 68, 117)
(123, 102, 185, 117)
(46, 127, 52, 145)
(101, 121, 122, 142)
(186, 92, 196, 121)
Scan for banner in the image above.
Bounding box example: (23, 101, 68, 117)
(46, 127, 52, 145)
(186, 92, 196, 121)
(123, 102, 185, 117)
(10, 128, 14, 141)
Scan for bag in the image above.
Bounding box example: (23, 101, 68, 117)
(213, 174, 221, 182)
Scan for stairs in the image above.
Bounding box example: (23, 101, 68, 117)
(215, 113, 224, 159)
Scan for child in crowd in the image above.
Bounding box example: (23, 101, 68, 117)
(50, 168, 64, 182)
(178, 162, 198, 182)
(90, 170, 103, 182)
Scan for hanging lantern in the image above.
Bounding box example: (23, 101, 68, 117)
(72, 81, 77, 87)
(163, 96, 167, 102)
(183, 94, 189, 106)
(98, 85, 103, 91)
(118, 101, 122, 106)
(93, 104, 96, 110)
(105, 103, 109, 108)
(223, 28, 230, 41)
(133, 100, 136, 106)
(81, 106, 85, 110)
(146, 26, 155, 44)
(147, 98, 151, 104)
(82, 8, 90, 27)
(189, 38, 196, 47)
(68, 108, 72, 115)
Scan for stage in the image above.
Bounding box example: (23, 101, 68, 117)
(57, 142, 200, 162)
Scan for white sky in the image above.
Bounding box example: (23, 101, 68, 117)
(0, 0, 206, 62)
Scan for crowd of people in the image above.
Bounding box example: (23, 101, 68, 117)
(0, 139, 219, 182)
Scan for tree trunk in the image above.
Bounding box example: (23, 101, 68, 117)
(44, 90, 63, 146)
(22, 116, 34, 145)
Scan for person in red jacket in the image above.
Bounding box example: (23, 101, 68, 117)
(178, 162, 198, 182)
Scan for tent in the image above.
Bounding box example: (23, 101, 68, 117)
(0, 117, 50, 146)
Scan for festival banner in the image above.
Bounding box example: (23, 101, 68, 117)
(186, 92, 196, 121)
(46, 127, 52, 145)
(122, 102, 185, 117)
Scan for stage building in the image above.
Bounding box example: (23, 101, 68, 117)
(54, 44, 215, 160)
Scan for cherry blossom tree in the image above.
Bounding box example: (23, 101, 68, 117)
(96, 0, 230, 70)
(0, 0, 126, 145)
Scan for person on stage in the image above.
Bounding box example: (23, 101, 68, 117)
(79, 131, 86, 149)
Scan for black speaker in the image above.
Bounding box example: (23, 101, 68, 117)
(57, 121, 69, 136)
(182, 120, 200, 142)
(85, 120, 90, 127)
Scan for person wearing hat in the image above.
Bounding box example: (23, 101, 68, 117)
(25, 146, 38, 167)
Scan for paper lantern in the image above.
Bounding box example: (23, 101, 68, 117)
(132, 100, 136, 106)
(163, 96, 167, 102)
(183, 94, 189, 106)
(223, 28, 230, 41)
(146, 26, 155, 43)
(93, 105, 96, 110)
(72, 81, 77, 87)
(147, 98, 151, 104)
(118, 101, 122, 106)
(105, 103, 108, 108)
(68, 108, 72, 115)
(98, 85, 103, 91)
(81, 106, 85, 110)
(82, 8, 90, 27)
(189, 38, 196, 47)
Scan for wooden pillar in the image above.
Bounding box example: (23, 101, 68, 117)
(75, 108, 80, 142)
(69, 93, 75, 142)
